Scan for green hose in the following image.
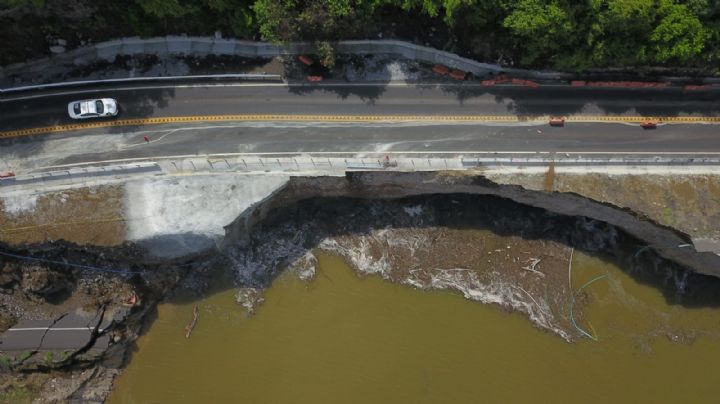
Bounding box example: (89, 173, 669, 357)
(569, 273, 608, 341)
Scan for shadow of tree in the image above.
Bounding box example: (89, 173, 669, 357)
(283, 54, 389, 103)
(432, 84, 720, 118)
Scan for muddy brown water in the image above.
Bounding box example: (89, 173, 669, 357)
(109, 252, 720, 403)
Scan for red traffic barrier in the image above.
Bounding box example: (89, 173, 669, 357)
(511, 78, 540, 89)
(571, 80, 586, 87)
(307, 75, 324, 82)
(524, 80, 539, 89)
(298, 55, 314, 66)
(481, 79, 496, 86)
(684, 84, 711, 91)
(432, 65, 449, 75)
(640, 121, 658, 129)
(0, 171, 16, 178)
(450, 70, 466, 80)
(549, 117, 565, 127)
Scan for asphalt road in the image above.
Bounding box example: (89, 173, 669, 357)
(2, 82, 720, 132)
(0, 312, 104, 352)
(3, 83, 720, 168)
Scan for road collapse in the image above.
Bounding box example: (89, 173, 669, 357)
(2, 171, 720, 401)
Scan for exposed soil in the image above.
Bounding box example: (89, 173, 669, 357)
(555, 174, 720, 240)
(0, 186, 125, 246)
(487, 171, 720, 240)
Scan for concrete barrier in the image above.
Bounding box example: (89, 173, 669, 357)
(0, 37, 566, 85)
(5, 37, 720, 90)
(8, 162, 161, 185)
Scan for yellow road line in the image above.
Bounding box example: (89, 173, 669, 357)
(2, 114, 720, 139)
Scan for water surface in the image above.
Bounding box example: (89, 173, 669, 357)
(110, 252, 720, 403)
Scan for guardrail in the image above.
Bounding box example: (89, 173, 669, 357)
(5, 153, 720, 187)
(4, 154, 720, 190)
(1, 162, 160, 186)
(0, 73, 282, 94)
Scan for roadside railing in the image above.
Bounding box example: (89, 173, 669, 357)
(4, 153, 720, 189)
(0, 73, 282, 94)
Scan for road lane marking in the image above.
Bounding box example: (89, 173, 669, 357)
(8, 327, 103, 332)
(2, 114, 720, 139)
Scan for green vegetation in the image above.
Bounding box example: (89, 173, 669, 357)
(15, 351, 32, 363)
(2, 0, 720, 70)
(0, 355, 12, 367)
(0, 385, 32, 403)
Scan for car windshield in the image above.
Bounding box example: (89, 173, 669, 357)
(73, 103, 81, 114)
(95, 100, 104, 114)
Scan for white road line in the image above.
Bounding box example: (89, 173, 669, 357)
(8, 327, 103, 332)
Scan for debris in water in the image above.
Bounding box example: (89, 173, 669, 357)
(185, 305, 199, 339)
(521, 258, 544, 277)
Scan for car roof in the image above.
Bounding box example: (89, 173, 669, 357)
(79, 100, 97, 115)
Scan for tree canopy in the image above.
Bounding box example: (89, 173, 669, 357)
(1, 0, 719, 70)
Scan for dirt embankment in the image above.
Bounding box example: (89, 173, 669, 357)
(0, 186, 126, 246)
(226, 172, 720, 278)
(488, 172, 720, 241)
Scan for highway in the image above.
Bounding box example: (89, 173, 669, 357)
(3, 82, 720, 128)
(2, 82, 720, 170)
(0, 312, 107, 353)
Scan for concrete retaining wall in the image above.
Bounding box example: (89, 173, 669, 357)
(0, 37, 568, 84)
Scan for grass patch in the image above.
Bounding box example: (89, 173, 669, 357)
(0, 385, 32, 403)
(662, 206, 674, 224)
(43, 352, 54, 365)
(15, 351, 32, 363)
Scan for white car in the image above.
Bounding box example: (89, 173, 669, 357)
(67, 98, 118, 119)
